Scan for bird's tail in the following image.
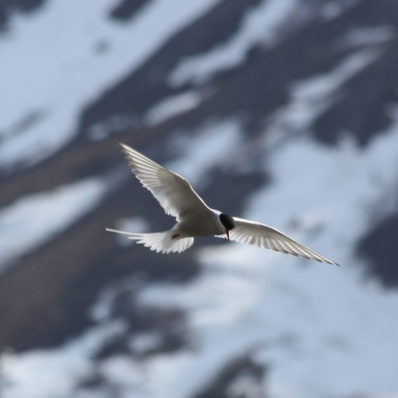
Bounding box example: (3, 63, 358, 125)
(105, 228, 194, 254)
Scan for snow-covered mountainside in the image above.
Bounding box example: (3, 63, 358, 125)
(1, 0, 398, 397)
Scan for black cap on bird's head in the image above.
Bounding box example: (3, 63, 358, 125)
(219, 213, 235, 240)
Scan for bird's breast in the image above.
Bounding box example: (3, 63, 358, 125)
(177, 212, 224, 237)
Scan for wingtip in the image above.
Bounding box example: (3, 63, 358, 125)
(328, 258, 340, 267)
(118, 141, 129, 151)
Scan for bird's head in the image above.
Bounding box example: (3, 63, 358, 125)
(219, 213, 235, 240)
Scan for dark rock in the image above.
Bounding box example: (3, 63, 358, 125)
(194, 354, 266, 398)
(109, 0, 150, 22)
(0, 0, 47, 31)
(357, 213, 398, 288)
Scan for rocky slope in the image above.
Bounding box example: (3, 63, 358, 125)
(1, 0, 398, 397)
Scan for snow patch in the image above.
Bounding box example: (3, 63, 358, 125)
(145, 90, 205, 125)
(87, 114, 137, 141)
(4, 118, 398, 398)
(0, 0, 222, 170)
(4, 65, 398, 397)
(168, 119, 242, 186)
(2, 321, 126, 398)
(264, 48, 381, 147)
(169, 0, 298, 86)
(0, 177, 106, 272)
(343, 25, 396, 48)
(128, 332, 163, 354)
(134, 121, 398, 398)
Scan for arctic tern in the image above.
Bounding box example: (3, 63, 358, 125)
(106, 143, 338, 265)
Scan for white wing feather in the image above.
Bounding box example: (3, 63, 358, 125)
(120, 143, 210, 220)
(222, 217, 338, 265)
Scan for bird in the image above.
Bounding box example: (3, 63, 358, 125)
(106, 143, 338, 265)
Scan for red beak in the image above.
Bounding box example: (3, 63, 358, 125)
(226, 229, 230, 240)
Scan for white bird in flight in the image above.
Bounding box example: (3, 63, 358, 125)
(106, 143, 338, 265)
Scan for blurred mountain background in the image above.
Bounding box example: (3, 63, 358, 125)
(1, 0, 398, 397)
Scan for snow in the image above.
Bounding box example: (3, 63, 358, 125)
(6, 112, 398, 397)
(87, 114, 137, 142)
(1, 117, 244, 397)
(145, 90, 205, 125)
(169, 0, 298, 86)
(1, 321, 126, 398)
(167, 118, 242, 186)
(264, 48, 381, 147)
(342, 25, 396, 47)
(0, 177, 106, 272)
(3, 2, 398, 396)
(98, 57, 398, 397)
(227, 372, 264, 398)
(135, 122, 398, 398)
(128, 332, 163, 354)
(0, 0, 221, 170)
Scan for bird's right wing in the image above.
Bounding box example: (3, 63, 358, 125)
(120, 143, 210, 220)
(221, 217, 338, 265)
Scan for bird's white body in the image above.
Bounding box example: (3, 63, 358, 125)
(177, 209, 225, 237)
(106, 143, 338, 265)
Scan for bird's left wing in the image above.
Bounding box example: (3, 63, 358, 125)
(220, 216, 338, 265)
(119, 143, 210, 220)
